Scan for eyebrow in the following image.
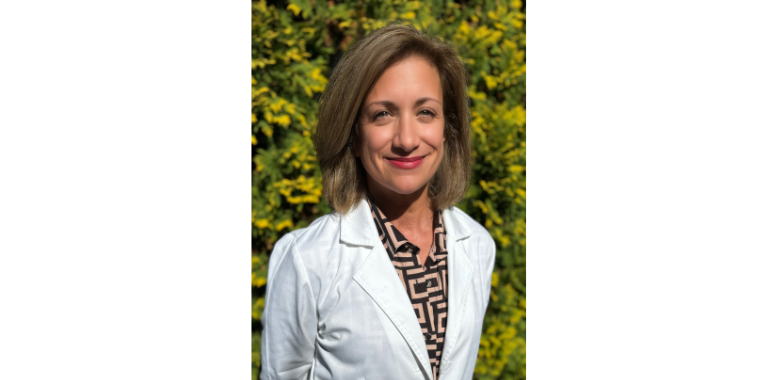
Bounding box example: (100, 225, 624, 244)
(364, 97, 443, 108)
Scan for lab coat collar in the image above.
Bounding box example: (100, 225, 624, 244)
(339, 196, 473, 247)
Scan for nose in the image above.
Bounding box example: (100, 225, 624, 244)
(392, 113, 420, 153)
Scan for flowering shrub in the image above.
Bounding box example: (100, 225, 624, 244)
(252, 0, 525, 378)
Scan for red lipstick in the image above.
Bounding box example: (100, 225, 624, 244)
(385, 156, 425, 169)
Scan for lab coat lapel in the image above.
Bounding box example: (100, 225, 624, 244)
(440, 208, 474, 372)
(353, 242, 434, 379)
(344, 200, 434, 379)
(345, 202, 477, 379)
(438, 237, 475, 373)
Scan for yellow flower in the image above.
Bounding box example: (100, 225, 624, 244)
(275, 219, 294, 231)
(400, 11, 415, 19)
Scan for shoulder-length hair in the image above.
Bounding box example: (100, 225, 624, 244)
(313, 24, 471, 214)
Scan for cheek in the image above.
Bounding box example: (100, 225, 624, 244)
(360, 130, 393, 157)
(422, 127, 446, 150)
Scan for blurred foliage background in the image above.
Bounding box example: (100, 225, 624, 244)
(252, 0, 525, 378)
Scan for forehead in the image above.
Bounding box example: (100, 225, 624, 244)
(363, 56, 442, 103)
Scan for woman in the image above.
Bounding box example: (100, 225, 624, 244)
(261, 24, 496, 380)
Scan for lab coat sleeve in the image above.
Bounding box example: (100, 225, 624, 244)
(261, 233, 318, 380)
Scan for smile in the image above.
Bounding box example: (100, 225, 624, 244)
(385, 156, 425, 169)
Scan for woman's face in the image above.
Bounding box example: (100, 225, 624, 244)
(356, 55, 445, 198)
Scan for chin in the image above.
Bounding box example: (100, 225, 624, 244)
(385, 179, 429, 196)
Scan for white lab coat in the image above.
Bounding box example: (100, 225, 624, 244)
(260, 198, 496, 380)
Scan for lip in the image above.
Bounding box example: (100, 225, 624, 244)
(385, 156, 425, 169)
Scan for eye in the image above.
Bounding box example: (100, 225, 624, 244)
(418, 109, 436, 117)
(373, 110, 391, 120)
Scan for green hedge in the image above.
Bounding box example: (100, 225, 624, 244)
(252, 0, 525, 378)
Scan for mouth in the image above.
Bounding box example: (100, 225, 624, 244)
(385, 156, 426, 169)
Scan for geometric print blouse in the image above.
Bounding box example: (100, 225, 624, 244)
(367, 199, 448, 380)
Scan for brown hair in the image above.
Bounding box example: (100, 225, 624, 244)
(313, 24, 471, 214)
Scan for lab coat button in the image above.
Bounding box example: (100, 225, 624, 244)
(442, 362, 451, 373)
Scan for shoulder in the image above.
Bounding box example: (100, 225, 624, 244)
(267, 210, 367, 298)
(445, 206, 496, 259)
(269, 211, 355, 277)
(272, 212, 341, 257)
(445, 206, 494, 246)
(447, 206, 491, 239)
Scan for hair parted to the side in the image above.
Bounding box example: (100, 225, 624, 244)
(313, 24, 472, 214)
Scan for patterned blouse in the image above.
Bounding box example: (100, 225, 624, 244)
(367, 199, 448, 380)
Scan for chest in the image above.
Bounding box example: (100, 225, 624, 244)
(307, 239, 486, 380)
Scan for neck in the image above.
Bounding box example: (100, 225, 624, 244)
(366, 179, 434, 230)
